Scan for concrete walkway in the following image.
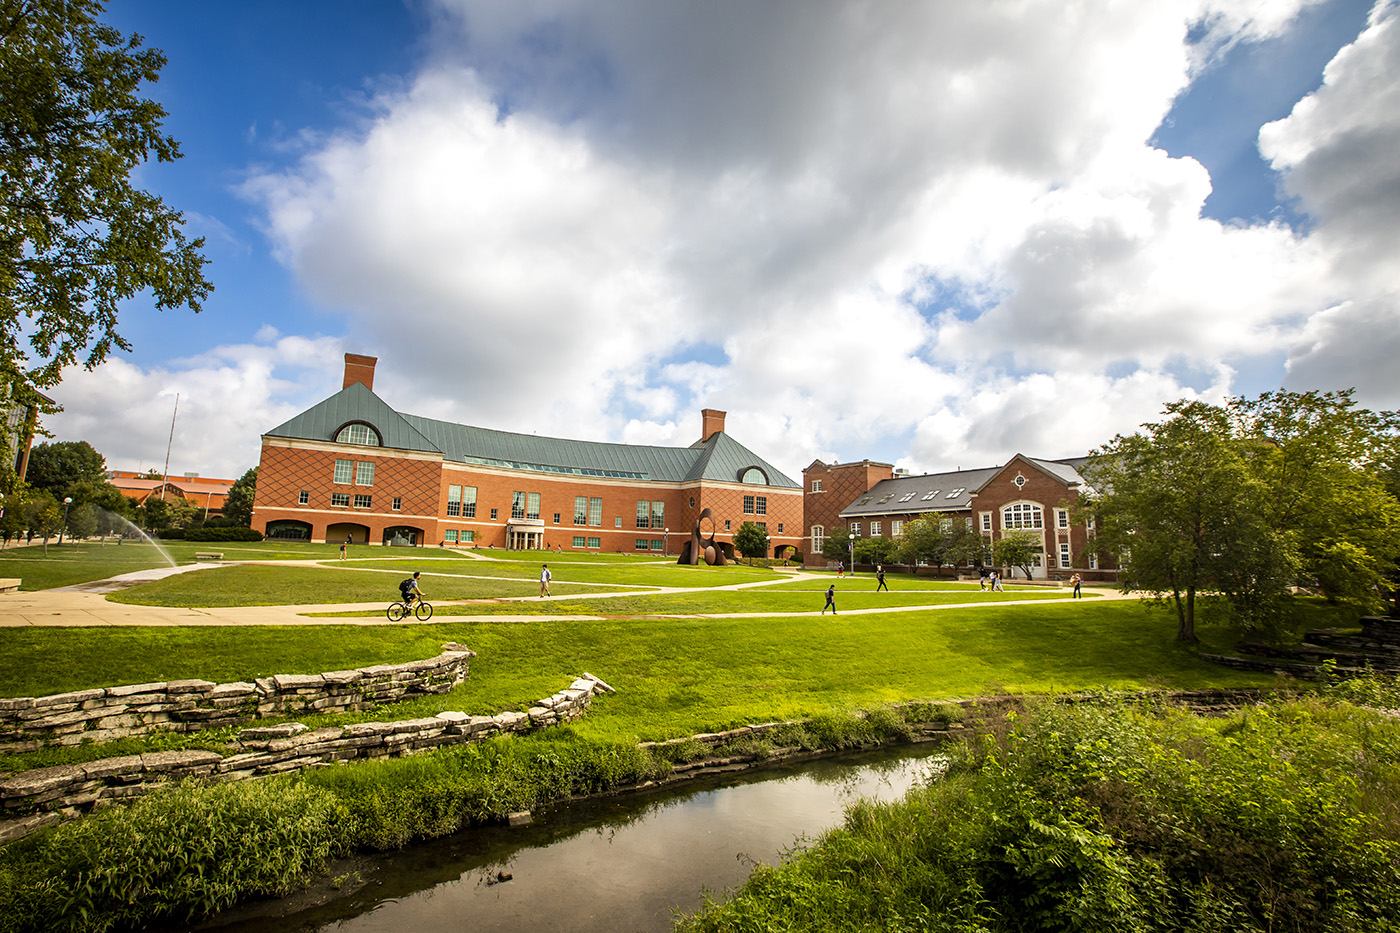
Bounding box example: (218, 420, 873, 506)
(0, 561, 1128, 627)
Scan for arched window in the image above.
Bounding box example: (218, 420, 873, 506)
(335, 423, 381, 446)
(1002, 502, 1043, 529)
(740, 467, 768, 485)
(811, 525, 825, 551)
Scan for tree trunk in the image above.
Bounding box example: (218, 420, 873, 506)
(1180, 585, 1197, 642)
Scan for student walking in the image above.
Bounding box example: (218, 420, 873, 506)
(837, 561, 844, 578)
(340, 534, 350, 560)
(539, 564, 552, 597)
(1071, 573, 1082, 598)
(875, 566, 888, 591)
(822, 584, 837, 615)
(991, 571, 1004, 592)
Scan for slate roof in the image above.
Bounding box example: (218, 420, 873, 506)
(838, 456, 1090, 519)
(263, 383, 798, 487)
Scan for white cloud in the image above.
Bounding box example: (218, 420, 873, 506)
(203, 0, 1393, 483)
(42, 337, 345, 479)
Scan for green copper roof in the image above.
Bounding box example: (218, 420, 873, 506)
(264, 383, 797, 488)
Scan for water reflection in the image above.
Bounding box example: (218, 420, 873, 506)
(200, 746, 946, 933)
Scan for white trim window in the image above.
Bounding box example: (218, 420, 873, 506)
(870, 521, 881, 536)
(1060, 542, 1071, 568)
(811, 525, 825, 551)
(1057, 508, 1070, 529)
(891, 520, 903, 536)
(1002, 502, 1044, 529)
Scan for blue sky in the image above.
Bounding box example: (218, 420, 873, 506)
(44, 0, 1400, 482)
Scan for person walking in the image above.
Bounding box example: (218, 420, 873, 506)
(991, 571, 1005, 592)
(340, 534, 350, 560)
(837, 561, 844, 578)
(539, 563, 552, 597)
(1071, 572, 1082, 598)
(822, 584, 837, 615)
(875, 566, 888, 591)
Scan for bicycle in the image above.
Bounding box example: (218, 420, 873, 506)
(386, 598, 433, 622)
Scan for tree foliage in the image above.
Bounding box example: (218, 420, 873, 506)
(22, 439, 106, 497)
(0, 0, 211, 432)
(732, 521, 770, 559)
(853, 535, 897, 566)
(223, 467, 256, 526)
(820, 526, 853, 563)
(1084, 391, 1400, 642)
(992, 529, 1044, 581)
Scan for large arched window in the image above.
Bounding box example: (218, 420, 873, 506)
(740, 466, 768, 485)
(335, 423, 381, 446)
(1002, 502, 1043, 529)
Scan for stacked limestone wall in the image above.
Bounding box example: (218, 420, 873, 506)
(0, 674, 614, 845)
(0, 646, 476, 752)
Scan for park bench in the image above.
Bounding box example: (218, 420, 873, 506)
(0, 578, 20, 593)
(193, 552, 223, 561)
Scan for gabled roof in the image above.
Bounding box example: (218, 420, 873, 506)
(840, 465, 1002, 518)
(982, 454, 1088, 491)
(264, 383, 798, 487)
(264, 382, 441, 454)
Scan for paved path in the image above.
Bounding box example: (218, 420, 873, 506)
(0, 560, 1128, 627)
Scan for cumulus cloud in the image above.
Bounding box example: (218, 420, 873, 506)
(42, 337, 346, 479)
(119, 0, 1383, 485)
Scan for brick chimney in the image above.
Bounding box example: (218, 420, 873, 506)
(700, 408, 726, 442)
(343, 354, 377, 391)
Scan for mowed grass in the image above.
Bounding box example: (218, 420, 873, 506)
(0, 600, 1280, 750)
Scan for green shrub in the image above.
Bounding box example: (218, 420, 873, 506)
(183, 526, 264, 542)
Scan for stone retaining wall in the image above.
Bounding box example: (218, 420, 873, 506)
(0, 673, 615, 845)
(0, 645, 477, 752)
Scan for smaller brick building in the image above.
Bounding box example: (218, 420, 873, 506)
(806, 454, 1115, 580)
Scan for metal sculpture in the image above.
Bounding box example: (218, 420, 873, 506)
(677, 507, 728, 566)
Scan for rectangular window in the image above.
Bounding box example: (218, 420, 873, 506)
(553, 512, 561, 524)
(331, 492, 350, 507)
(1060, 543, 1072, 568)
(297, 490, 309, 505)
(811, 525, 824, 550)
(757, 521, 766, 531)
(811, 479, 823, 492)
(946, 487, 965, 499)
(651, 501, 665, 529)
(462, 530, 475, 543)
(447, 485, 462, 516)
(527, 492, 541, 521)
(651, 539, 663, 550)
(850, 522, 861, 536)
(921, 489, 939, 500)
(965, 517, 974, 530)
(573, 535, 586, 548)
(392, 496, 402, 511)
(575, 496, 588, 525)
(490, 508, 498, 520)
(587, 536, 601, 549)
(333, 459, 353, 484)
(635, 539, 649, 550)
(981, 513, 992, 532)
(445, 530, 458, 543)
(353, 494, 372, 508)
(589, 497, 602, 527)
(892, 520, 902, 535)
(355, 461, 375, 486)
(777, 523, 783, 534)
(871, 521, 882, 536)
(1089, 553, 1099, 570)
(462, 487, 477, 517)
(940, 518, 952, 533)
(636, 500, 651, 528)
(743, 495, 755, 514)
(1057, 509, 1070, 529)
(755, 496, 767, 516)
(615, 516, 622, 528)
(511, 491, 527, 521)
(899, 492, 916, 502)
(724, 520, 731, 531)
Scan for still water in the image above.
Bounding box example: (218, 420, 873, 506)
(200, 746, 947, 933)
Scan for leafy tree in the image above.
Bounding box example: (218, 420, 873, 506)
(23, 440, 107, 499)
(992, 529, 1044, 582)
(946, 524, 989, 569)
(66, 500, 97, 540)
(24, 489, 62, 552)
(0, 0, 211, 447)
(0, 492, 23, 547)
(854, 535, 898, 567)
(733, 521, 770, 560)
(895, 515, 947, 567)
(820, 527, 853, 564)
(224, 467, 256, 526)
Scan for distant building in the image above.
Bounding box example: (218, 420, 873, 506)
(805, 454, 1116, 580)
(3, 388, 51, 484)
(107, 471, 235, 517)
(249, 354, 803, 554)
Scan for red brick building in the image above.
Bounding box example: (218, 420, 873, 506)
(251, 355, 803, 556)
(805, 454, 1115, 580)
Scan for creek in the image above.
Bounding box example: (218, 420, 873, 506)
(196, 744, 948, 933)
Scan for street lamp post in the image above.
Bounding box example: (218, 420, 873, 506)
(59, 497, 73, 545)
(664, 526, 669, 556)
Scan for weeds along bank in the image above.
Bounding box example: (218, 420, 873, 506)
(0, 705, 939, 933)
(677, 679, 1400, 933)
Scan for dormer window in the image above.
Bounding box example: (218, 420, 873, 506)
(336, 423, 381, 447)
(741, 467, 768, 485)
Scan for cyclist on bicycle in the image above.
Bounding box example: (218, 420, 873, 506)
(398, 572, 424, 609)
